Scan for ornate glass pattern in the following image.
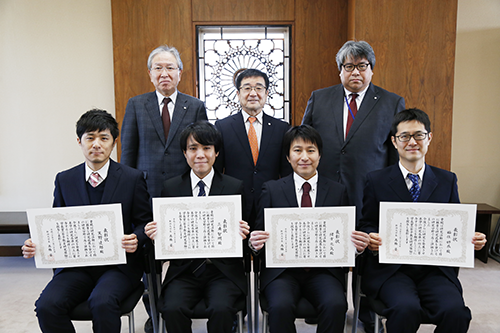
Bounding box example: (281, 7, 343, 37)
(197, 26, 290, 122)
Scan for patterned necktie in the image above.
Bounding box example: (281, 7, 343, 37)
(248, 116, 259, 165)
(301, 182, 312, 207)
(89, 172, 102, 188)
(346, 93, 358, 137)
(408, 174, 421, 202)
(197, 180, 206, 196)
(162, 97, 172, 141)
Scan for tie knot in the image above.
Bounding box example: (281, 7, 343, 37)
(248, 116, 257, 124)
(163, 97, 171, 105)
(408, 173, 419, 185)
(197, 180, 206, 196)
(302, 182, 311, 194)
(349, 93, 358, 101)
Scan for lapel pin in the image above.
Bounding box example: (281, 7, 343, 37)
(183, 106, 187, 110)
(268, 123, 271, 126)
(374, 97, 378, 100)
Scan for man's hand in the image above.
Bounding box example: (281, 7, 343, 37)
(249, 230, 270, 251)
(122, 234, 139, 253)
(144, 221, 157, 240)
(368, 233, 382, 251)
(21, 239, 36, 259)
(351, 230, 370, 252)
(472, 232, 487, 251)
(239, 220, 250, 239)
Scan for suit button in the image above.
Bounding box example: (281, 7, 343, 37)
(164, 151, 169, 156)
(250, 188, 254, 193)
(341, 149, 346, 155)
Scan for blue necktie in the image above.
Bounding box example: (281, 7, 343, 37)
(408, 174, 420, 202)
(197, 180, 206, 196)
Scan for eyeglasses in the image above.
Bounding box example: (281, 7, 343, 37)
(394, 132, 429, 142)
(151, 66, 180, 73)
(342, 63, 370, 72)
(239, 85, 267, 94)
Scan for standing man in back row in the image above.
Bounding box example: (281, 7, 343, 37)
(302, 40, 405, 332)
(215, 68, 291, 229)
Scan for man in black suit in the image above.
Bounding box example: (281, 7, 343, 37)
(121, 45, 207, 198)
(358, 108, 487, 332)
(302, 40, 405, 331)
(215, 68, 291, 229)
(22, 109, 153, 333)
(249, 125, 369, 333)
(145, 121, 250, 333)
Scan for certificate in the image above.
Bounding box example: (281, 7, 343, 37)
(27, 204, 126, 269)
(153, 195, 243, 260)
(264, 207, 356, 268)
(379, 202, 477, 268)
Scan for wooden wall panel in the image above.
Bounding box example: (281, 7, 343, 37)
(192, 0, 294, 22)
(353, 0, 458, 169)
(294, 0, 348, 125)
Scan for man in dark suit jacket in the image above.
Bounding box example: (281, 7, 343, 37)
(249, 125, 369, 333)
(145, 121, 250, 333)
(215, 68, 291, 228)
(358, 108, 487, 333)
(121, 45, 207, 198)
(22, 110, 152, 333)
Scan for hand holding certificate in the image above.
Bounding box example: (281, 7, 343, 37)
(26, 204, 126, 269)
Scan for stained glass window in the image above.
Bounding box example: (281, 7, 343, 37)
(197, 26, 290, 122)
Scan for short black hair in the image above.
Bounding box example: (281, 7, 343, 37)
(283, 125, 323, 157)
(391, 108, 431, 136)
(179, 121, 222, 153)
(76, 109, 119, 140)
(234, 68, 270, 90)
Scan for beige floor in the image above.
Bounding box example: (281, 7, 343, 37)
(0, 256, 498, 333)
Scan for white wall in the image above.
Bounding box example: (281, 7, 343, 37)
(452, 0, 500, 213)
(0, 0, 115, 211)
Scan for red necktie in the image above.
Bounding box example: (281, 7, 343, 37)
(346, 93, 358, 136)
(301, 182, 312, 207)
(162, 97, 171, 140)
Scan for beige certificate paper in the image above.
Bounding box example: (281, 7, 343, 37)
(27, 204, 126, 269)
(264, 207, 356, 268)
(379, 202, 477, 268)
(153, 195, 243, 260)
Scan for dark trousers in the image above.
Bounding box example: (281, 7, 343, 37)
(35, 266, 135, 333)
(159, 264, 243, 333)
(379, 265, 471, 333)
(264, 268, 347, 333)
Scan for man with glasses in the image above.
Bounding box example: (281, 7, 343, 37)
(302, 40, 405, 332)
(120, 45, 207, 332)
(215, 68, 291, 230)
(358, 108, 487, 333)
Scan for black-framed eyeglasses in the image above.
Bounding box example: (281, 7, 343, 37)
(342, 63, 370, 72)
(395, 132, 429, 142)
(239, 84, 267, 94)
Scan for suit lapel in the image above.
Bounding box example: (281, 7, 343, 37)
(76, 163, 91, 205)
(101, 160, 121, 204)
(179, 172, 195, 196)
(167, 93, 188, 149)
(315, 175, 329, 207)
(280, 175, 299, 207)
(258, 113, 276, 166)
(387, 164, 414, 201)
(419, 164, 438, 202)
(331, 86, 347, 145)
(145, 92, 166, 145)
(230, 112, 254, 163)
(345, 83, 379, 143)
(208, 171, 225, 195)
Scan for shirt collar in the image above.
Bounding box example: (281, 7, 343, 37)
(156, 89, 178, 105)
(85, 160, 110, 182)
(293, 172, 318, 192)
(398, 161, 425, 180)
(242, 110, 263, 124)
(343, 85, 368, 101)
(190, 168, 215, 193)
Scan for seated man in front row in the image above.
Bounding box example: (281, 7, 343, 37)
(22, 109, 153, 333)
(145, 121, 250, 333)
(249, 125, 370, 333)
(358, 108, 487, 333)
